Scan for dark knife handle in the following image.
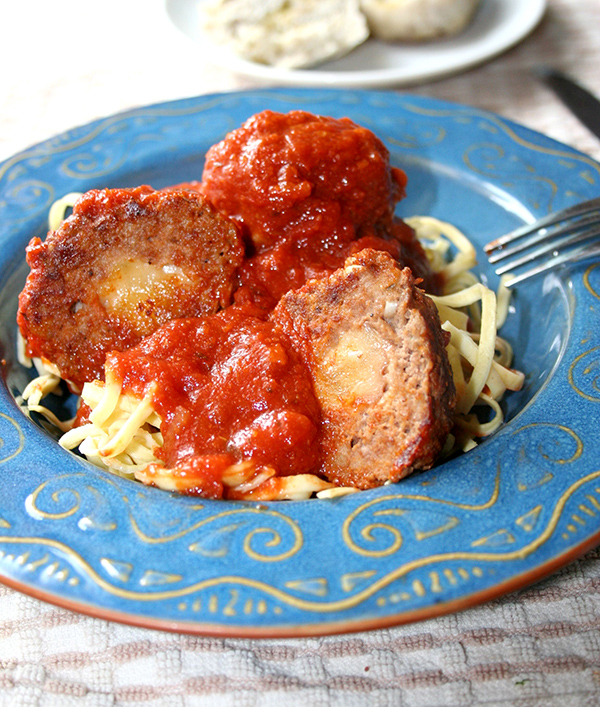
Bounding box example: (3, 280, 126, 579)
(538, 68, 600, 140)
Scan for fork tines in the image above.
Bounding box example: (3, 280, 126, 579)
(484, 196, 600, 287)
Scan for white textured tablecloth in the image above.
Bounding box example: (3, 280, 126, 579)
(1, 1, 600, 704)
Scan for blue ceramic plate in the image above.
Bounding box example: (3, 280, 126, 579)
(1, 89, 600, 637)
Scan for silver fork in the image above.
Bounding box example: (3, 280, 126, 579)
(484, 196, 600, 287)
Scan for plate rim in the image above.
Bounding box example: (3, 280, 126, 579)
(1, 524, 599, 638)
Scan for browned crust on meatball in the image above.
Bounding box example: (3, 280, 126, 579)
(273, 249, 456, 489)
(17, 186, 244, 389)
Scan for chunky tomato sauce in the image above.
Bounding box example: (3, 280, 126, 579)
(202, 110, 438, 307)
(202, 111, 406, 249)
(107, 304, 320, 498)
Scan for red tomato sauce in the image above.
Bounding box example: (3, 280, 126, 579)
(106, 304, 321, 498)
(202, 110, 439, 306)
(202, 111, 406, 249)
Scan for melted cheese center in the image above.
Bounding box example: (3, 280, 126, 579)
(99, 259, 191, 336)
(316, 325, 389, 406)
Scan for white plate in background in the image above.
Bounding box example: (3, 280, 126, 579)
(165, 0, 547, 88)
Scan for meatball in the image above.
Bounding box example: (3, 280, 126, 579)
(202, 109, 437, 297)
(18, 186, 244, 390)
(201, 109, 407, 252)
(273, 249, 456, 488)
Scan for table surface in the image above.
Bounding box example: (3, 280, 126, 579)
(1, 1, 600, 705)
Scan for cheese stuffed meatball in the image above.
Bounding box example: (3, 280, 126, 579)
(17, 186, 244, 390)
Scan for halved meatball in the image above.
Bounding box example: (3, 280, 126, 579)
(273, 248, 456, 489)
(17, 186, 244, 390)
